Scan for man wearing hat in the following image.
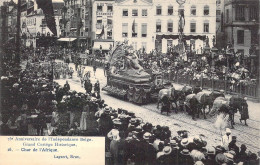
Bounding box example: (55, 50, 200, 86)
(157, 146, 174, 164)
(221, 128, 232, 150)
(228, 136, 239, 156)
(179, 149, 193, 165)
(169, 139, 180, 164)
(204, 146, 216, 165)
(141, 132, 156, 165)
(98, 108, 113, 136)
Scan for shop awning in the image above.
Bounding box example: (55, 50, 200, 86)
(96, 29, 102, 35)
(57, 38, 77, 42)
(93, 41, 113, 50)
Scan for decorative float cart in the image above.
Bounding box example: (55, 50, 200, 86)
(102, 42, 168, 104)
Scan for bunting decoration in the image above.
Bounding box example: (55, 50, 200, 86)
(36, 0, 57, 36)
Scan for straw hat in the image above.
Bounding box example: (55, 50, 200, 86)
(180, 149, 190, 156)
(163, 146, 172, 155)
(143, 132, 151, 140)
(181, 138, 189, 146)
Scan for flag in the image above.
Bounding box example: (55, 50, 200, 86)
(132, 19, 135, 33)
(36, 0, 57, 36)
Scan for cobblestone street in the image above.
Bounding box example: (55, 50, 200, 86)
(55, 61, 260, 153)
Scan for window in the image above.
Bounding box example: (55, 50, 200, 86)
(235, 6, 245, 21)
(107, 19, 112, 25)
(226, 9, 229, 23)
(141, 23, 147, 37)
(191, 5, 196, 15)
(132, 9, 138, 16)
(249, 7, 258, 21)
(123, 9, 128, 16)
(107, 6, 113, 12)
(107, 31, 112, 39)
(203, 23, 209, 32)
(167, 21, 173, 32)
(142, 9, 147, 16)
(156, 20, 161, 32)
(168, 6, 173, 15)
(82, 9, 84, 18)
(156, 6, 161, 15)
(216, 10, 221, 16)
(204, 5, 209, 15)
(122, 23, 128, 37)
(132, 23, 137, 37)
(97, 5, 102, 12)
(237, 30, 244, 44)
(97, 19, 102, 24)
(190, 23, 196, 32)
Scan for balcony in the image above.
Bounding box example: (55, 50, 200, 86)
(96, 11, 113, 17)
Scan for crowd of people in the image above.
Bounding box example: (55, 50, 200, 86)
(1, 43, 259, 165)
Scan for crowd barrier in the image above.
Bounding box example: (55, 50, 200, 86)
(163, 72, 259, 101)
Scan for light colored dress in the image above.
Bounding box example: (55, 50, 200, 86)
(80, 111, 87, 130)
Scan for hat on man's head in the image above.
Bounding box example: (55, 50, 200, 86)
(194, 161, 204, 165)
(170, 140, 178, 146)
(214, 145, 224, 153)
(181, 138, 189, 146)
(163, 146, 172, 155)
(206, 146, 216, 155)
(113, 118, 122, 125)
(104, 108, 110, 113)
(225, 153, 234, 162)
(180, 149, 190, 156)
(226, 128, 231, 133)
(143, 132, 151, 140)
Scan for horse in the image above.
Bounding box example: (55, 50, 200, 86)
(157, 87, 175, 111)
(195, 91, 225, 119)
(185, 94, 200, 120)
(210, 96, 247, 128)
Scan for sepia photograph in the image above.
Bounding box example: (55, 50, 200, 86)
(0, 0, 259, 164)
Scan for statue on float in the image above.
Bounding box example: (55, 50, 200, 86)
(109, 40, 149, 77)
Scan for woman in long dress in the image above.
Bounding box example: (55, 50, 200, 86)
(79, 108, 88, 130)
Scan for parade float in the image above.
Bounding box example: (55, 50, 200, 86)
(102, 42, 167, 104)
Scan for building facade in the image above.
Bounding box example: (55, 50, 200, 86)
(153, 0, 216, 53)
(113, 0, 153, 52)
(19, 0, 63, 47)
(223, 0, 259, 56)
(92, 0, 115, 51)
(61, 0, 91, 48)
(113, 0, 216, 53)
(0, 0, 17, 46)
